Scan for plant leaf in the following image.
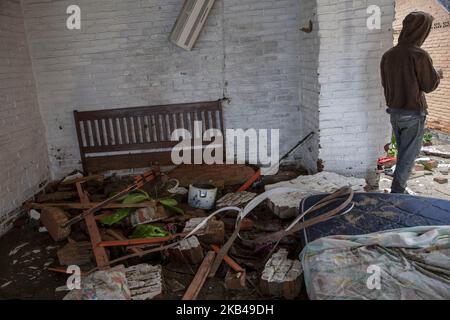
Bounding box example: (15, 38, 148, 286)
(122, 193, 149, 204)
(163, 204, 184, 215)
(159, 198, 178, 206)
(100, 208, 131, 226)
(130, 225, 169, 239)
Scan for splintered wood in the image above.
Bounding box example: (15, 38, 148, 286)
(125, 264, 163, 300)
(260, 249, 303, 299)
(168, 236, 204, 265)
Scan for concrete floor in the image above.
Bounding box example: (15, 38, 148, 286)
(379, 147, 450, 200)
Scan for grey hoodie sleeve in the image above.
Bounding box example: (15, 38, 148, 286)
(415, 53, 441, 93)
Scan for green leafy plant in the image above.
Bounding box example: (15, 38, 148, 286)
(100, 208, 132, 226)
(159, 198, 184, 215)
(100, 190, 184, 226)
(388, 134, 398, 158)
(423, 132, 433, 144)
(130, 225, 169, 239)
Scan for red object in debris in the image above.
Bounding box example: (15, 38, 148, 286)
(377, 156, 397, 166)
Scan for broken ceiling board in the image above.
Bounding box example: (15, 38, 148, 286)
(260, 249, 303, 299)
(168, 236, 204, 265)
(264, 172, 367, 219)
(422, 145, 450, 159)
(168, 164, 256, 188)
(125, 264, 163, 300)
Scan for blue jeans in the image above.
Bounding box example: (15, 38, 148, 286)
(390, 113, 426, 193)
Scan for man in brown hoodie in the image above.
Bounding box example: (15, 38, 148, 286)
(381, 11, 442, 194)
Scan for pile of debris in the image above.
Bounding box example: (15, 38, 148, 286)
(22, 164, 368, 300)
(378, 142, 450, 198)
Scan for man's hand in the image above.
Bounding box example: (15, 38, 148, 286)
(437, 69, 444, 79)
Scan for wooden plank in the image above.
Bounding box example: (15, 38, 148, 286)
(76, 182, 110, 270)
(106, 230, 144, 256)
(105, 118, 113, 145)
(126, 116, 134, 144)
(210, 245, 245, 273)
(74, 111, 88, 172)
(30, 201, 157, 210)
(182, 251, 216, 300)
(98, 119, 106, 146)
(91, 120, 100, 147)
(169, 164, 255, 187)
(119, 117, 127, 144)
(82, 141, 178, 154)
(73, 101, 223, 173)
(75, 101, 221, 120)
(85, 152, 173, 172)
(112, 117, 120, 145)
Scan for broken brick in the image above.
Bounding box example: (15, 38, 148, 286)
(168, 236, 204, 265)
(434, 176, 449, 184)
(260, 249, 303, 299)
(183, 218, 225, 244)
(224, 269, 246, 290)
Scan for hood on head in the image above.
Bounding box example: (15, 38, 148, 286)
(398, 11, 434, 47)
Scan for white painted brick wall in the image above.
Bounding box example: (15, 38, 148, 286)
(0, 0, 49, 236)
(17, 0, 397, 184)
(316, 0, 395, 179)
(22, 0, 303, 178)
(297, 0, 320, 172)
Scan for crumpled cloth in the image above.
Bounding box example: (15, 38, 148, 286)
(64, 266, 131, 300)
(300, 226, 450, 300)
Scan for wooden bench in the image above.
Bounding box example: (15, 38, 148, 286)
(74, 101, 224, 173)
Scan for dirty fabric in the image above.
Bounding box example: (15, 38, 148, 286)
(64, 266, 131, 300)
(300, 226, 450, 300)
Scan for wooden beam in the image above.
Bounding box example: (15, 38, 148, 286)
(210, 245, 245, 273)
(182, 251, 216, 300)
(30, 201, 157, 210)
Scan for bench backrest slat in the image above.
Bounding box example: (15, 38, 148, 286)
(74, 101, 223, 172)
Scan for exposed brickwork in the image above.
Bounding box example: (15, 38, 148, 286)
(394, 0, 450, 135)
(0, 0, 49, 236)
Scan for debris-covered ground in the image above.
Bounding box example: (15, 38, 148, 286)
(0, 165, 310, 300)
(0, 138, 449, 300)
(379, 141, 450, 200)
